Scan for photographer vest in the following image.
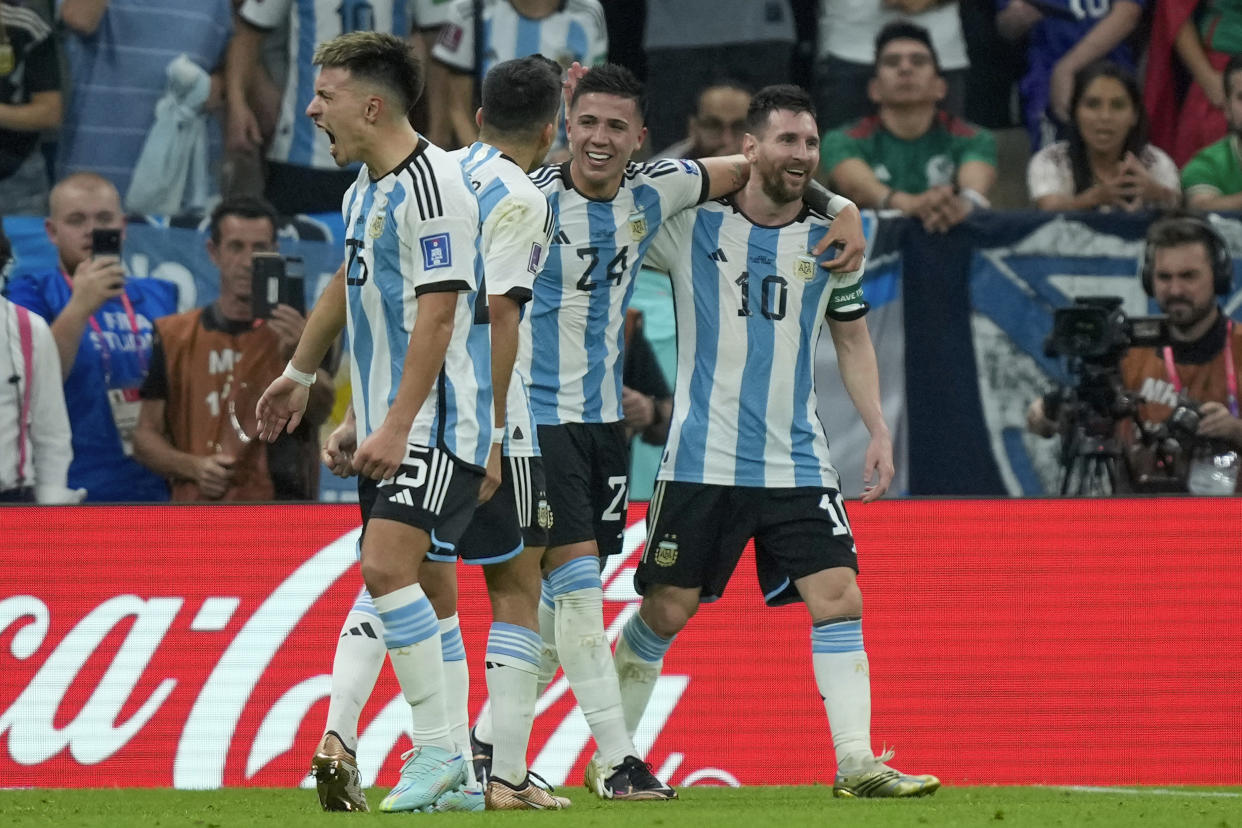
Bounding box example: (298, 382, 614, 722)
(152, 307, 284, 502)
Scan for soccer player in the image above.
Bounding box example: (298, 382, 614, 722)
(475, 63, 864, 801)
(610, 84, 942, 799)
(306, 55, 573, 813)
(254, 31, 489, 813)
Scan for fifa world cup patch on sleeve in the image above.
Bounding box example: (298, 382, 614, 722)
(678, 159, 699, 175)
(420, 233, 453, 269)
(527, 242, 544, 274)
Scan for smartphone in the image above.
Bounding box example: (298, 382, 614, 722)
(91, 228, 122, 258)
(251, 253, 306, 318)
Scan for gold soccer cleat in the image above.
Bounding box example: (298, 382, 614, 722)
(832, 749, 940, 799)
(310, 731, 370, 812)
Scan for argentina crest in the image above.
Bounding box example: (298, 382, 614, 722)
(794, 254, 817, 282)
(628, 210, 648, 242)
(654, 535, 679, 567)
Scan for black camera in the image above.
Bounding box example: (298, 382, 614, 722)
(251, 253, 305, 318)
(1048, 296, 1168, 363)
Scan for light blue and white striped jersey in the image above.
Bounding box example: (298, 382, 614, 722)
(453, 141, 554, 458)
(240, 0, 415, 169)
(645, 198, 868, 488)
(432, 0, 607, 79)
(342, 138, 492, 470)
(524, 158, 709, 424)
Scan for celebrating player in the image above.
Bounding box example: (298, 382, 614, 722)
(610, 84, 941, 799)
(254, 31, 489, 813)
(472, 63, 864, 801)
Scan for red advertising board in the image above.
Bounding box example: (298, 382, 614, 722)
(1, 500, 1239, 789)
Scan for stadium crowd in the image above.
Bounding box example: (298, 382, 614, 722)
(2, 0, 1241, 504)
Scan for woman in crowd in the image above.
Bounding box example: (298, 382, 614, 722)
(1028, 61, 1181, 212)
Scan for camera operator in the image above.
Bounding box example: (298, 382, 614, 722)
(1027, 213, 1242, 493)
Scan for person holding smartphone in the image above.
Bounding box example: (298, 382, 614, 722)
(131, 196, 333, 502)
(4, 172, 177, 502)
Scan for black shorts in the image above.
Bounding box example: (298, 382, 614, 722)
(537, 421, 629, 558)
(638, 481, 859, 607)
(357, 444, 482, 553)
(429, 455, 551, 565)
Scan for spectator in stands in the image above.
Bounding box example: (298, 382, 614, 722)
(1147, 0, 1242, 168)
(132, 197, 333, 501)
(430, 0, 608, 152)
(56, 0, 232, 207)
(0, 221, 78, 503)
(821, 21, 996, 234)
(0, 1, 61, 216)
(1184, 55, 1242, 210)
(4, 172, 178, 502)
(814, 0, 970, 130)
(656, 81, 751, 159)
(621, 309, 671, 447)
(1027, 213, 1242, 494)
(225, 0, 421, 214)
(996, 0, 1143, 151)
(1027, 61, 1180, 212)
(642, 0, 795, 153)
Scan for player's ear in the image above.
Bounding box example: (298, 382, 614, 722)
(634, 124, 647, 151)
(475, 107, 484, 129)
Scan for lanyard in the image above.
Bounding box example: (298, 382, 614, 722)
(61, 271, 147, 385)
(1161, 319, 1239, 418)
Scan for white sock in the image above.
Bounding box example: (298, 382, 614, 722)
(547, 557, 634, 768)
(484, 622, 542, 784)
(324, 597, 388, 751)
(475, 580, 557, 749)
(439, 614, 475, 784)
(614, 613, 674, 739)
(536, 579, 559, 695)
(372, 583, 454, 752)
(811, 618, 872, 768)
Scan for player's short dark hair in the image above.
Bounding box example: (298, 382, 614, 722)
(481, 55, 563, 137)
(874, 21, 941, 74)
(209, 196, 279, 245)
(1226, 53, 1242, 97)
(570, 63, 646, 121)
(313, 31, 424, 115)
(746, 84, 817, 133)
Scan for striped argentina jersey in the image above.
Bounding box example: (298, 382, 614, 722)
(453, 141, 554, 458)
(239, 0, 414, 169)
(342, 138, 492, 470)
(645, 198, 868, 488)
(524, 158, 709, 424)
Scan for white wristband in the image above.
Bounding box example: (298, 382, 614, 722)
(826, 193, 853, 217)
(282, 362, 316, 388)
(491, 426, 505, 444)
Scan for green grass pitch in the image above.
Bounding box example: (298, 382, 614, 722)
(2, 785, 1240, 828)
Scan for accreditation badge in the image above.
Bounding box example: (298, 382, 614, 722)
(628, 210, 648, 242)
(0, 45, 14, 77)
(107, 387, 143, 457)
(794, 254, 817, 282)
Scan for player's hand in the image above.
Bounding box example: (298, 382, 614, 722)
(255, 375, 310, 441)
(562, 61, 587, 114)
(69, 255, 126, 314)
(622, 386, 656, 431)
(352, 422, 407, 481)
(195, 453, 235, 500)
(1196, 401, 1242, 445)
(322, 418, 358, 478)
(479, 442, 502, 503)
(815, 202, 865, 273)
(266, 304, 307, 359)
(858, 427, 894, 503)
